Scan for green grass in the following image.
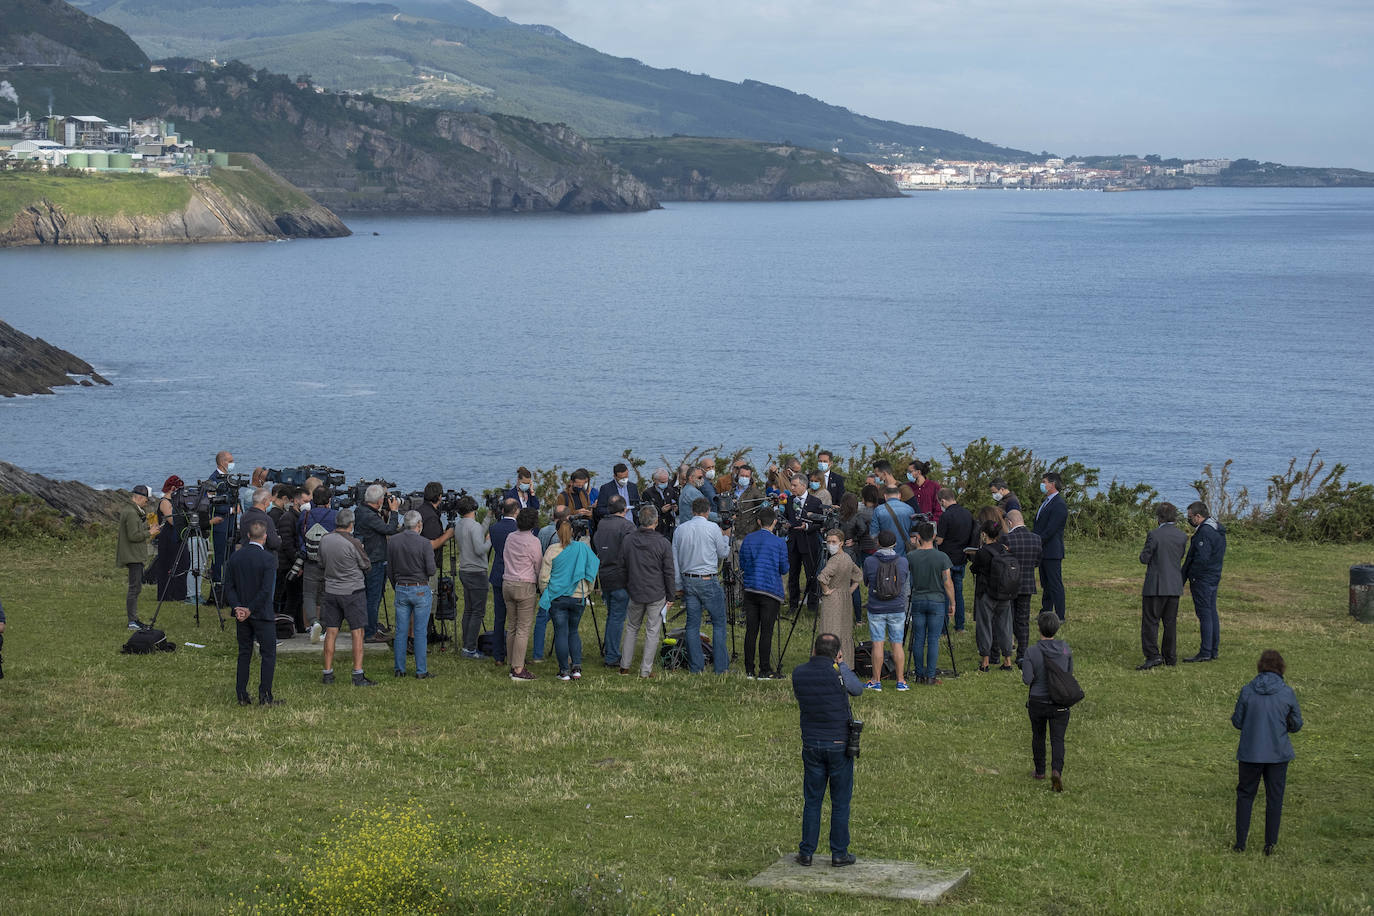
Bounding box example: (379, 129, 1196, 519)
(210, 156, 316, 213)
(0, 171, 193, 225)
(1, 534, 1371, 913)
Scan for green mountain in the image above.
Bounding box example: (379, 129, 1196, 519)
(0, 0, 148, 70)
(69, 0, 1032, 161)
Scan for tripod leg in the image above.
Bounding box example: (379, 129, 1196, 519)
(776, 603, 803, 673)
(944, 617, 959, 676)
(587, 595, 603, 659)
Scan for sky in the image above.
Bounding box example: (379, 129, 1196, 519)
(480, 0, 1374, 168)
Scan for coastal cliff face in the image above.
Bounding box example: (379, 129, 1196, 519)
(0, 320, 110, 397)
(0, 460, 127, 523)
(0, 155, 350, 247)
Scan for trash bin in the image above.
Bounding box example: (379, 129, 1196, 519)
(1352, 565, 1374, 623)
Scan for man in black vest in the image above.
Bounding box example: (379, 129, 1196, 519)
(226, 519, 280, 706)
(791, 632, 864, 867)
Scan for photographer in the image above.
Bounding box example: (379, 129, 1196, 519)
(504, 466, 540, 513)
(117, 485, 161, 630)
(738, 506, 788, 679)
(593, 494, 635, 669)
(644, 468, 679, 541)
(792, 633, 863, 868)
(539, 504, 570, 552)
(355, 484, 403, 642)
(271, 484, 304, 631)
(298, 485, 338, 644)
(455, 495, 491, 659)
(418, 482, 455, 566)
(207, 451, 237, 590)
(238, 487, 282, 556)
(935, 488, 975, 633)
(784, 475, 823, 613)
(869, 485, 916, 549)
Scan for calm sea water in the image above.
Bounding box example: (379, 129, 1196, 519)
(3, 188, 1372, 501)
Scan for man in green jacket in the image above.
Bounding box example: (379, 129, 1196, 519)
(118, 485, 161, 629)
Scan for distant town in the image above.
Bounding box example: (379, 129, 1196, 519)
(866, 157, 1231, 191)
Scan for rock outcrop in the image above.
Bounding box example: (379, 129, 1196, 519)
(0, 460, 127, 523)
(0, 155, 350, 247)
(0, 320, 111, 397)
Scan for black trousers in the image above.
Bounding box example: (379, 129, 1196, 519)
(787, 537, 820, 609)
(276, 568, 304, 631)
(1012, 594, 1033, 661)
(1040, 559, 1065, 620)
(236, 617, 278, 701)
(459, 570, 488, 652)
(1236, 761, 1288, 849)
(1028, 699, 1070, 775)
(742, 592, 780, 675)
(1141, 595, 1180, 664)
(126, 563, 144, 623)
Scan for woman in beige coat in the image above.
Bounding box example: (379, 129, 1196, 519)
(817, 528, 863, 662)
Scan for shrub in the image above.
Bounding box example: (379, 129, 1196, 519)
(0, 493, 90, 542)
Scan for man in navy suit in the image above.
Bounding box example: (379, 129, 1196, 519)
(784, 474, 824, 612)
(486, 498, 520, 666)
(595, 462, 640, 528)
(225, 519, 280, 706)
(503, 466, 540, 513)
(817, 450, 847, 506)
(1034, 472, 1068, 621)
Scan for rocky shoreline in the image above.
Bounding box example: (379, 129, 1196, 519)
(0, 320, 111, 397)
(0, 460, 127, 523)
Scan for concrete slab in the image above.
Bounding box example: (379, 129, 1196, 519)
(274, 634, 391, 654)
(747, 855, 969, 903)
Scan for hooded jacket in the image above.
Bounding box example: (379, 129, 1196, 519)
(1182, 517, 1227, 586)
(1233, 672, 1303, 763)
(1020, 637, 1074, 703)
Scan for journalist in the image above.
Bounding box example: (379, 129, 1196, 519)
(487, 498, 520, 668)
(738, 506, 788, 679)
(556, 469, 595, 520)
(620, 505, 675, 678)
(271, 485, 304, 631)
(644, 468, 680, 540)
(792, 632, 863, 868)
(388, 510, 437, 679)
(238, 487, 282, 556)
(319, 508, 375, 687)
(934, 488, 974, 632)
(593, 494, 635, 668)
(539, 504, 569, 552)
(117, 485, 161, 629)
(226, 519, 280, 706)
(455, 495, 491, 659)
(355, 484, 403, 642)
(298, 485, 338, 644)
(207, 450, 236, 591)
(672, 497, 731, 674)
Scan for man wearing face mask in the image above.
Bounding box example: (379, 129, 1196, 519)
(208, 450, 237, 596)
(695, 457, 719, 510)
(1035, 472, 1069, 621)
(504, 467, 540, 513)
(784, 474, 824, 613)
(644, 468, 679, 540)
(730, 463, 766, 537)
(990, 479, 1021, 514)
(678, 466, 718, 526)
(557, 468, 595, 520)
(595, 462, 639, 531)
(817, 451, 847, 506)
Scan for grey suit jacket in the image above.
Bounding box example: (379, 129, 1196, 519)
(1140, 522, 1187, 596)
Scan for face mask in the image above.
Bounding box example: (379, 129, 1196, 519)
(519, 482, 530, 492)
(737, 476, 750, 488)
(827, 542, 841, 555)
(991, 491, 1002, 502)
(616, 477, 628, 487)
(226, 462, 236, 472)
(906, 472, 916, 483)
(1040, 482, 1048, 494)
(818, 462, 829, 473)
(574, 483, 584, 491)
(809, 481, 821, 491)
(704, 469, 715, 480)
(656, 482, 666, 492)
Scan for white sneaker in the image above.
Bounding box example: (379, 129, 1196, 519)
(309, 622, 322, 644)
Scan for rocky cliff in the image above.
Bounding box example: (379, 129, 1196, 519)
(0, 155, 350, 247)
(0, 320, 110, 397)
(0, 460, 127, 523)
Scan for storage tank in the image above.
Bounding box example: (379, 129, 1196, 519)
(210, 152, 229, 167)
(110, 153, 133, 169)
(65, 152, 89, 169)
(87, 152, 110, 169)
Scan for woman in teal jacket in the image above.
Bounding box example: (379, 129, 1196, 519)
(538, 523, 600, 681)
(1232, 649, 1303, 855)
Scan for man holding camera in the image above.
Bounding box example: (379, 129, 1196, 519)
(792, 632, 863, 867)
(593, 494, 636, 669)
(644, 468, 679, 541)
(355, 484, 403, 642)
(207, 451, 237, 593)
(226, 519, 280, 706)
(117, 485, 160, 629)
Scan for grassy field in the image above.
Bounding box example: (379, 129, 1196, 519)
(1, 533, 1371, 914)
(0, 171, 193, 225)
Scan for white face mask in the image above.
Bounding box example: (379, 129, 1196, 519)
(827, 542, 841, 555)
(616, 477, 628, 487)
(737, 475, 750, 488)
(226, 461, 236, 472)
(704, 468, 715, 480)
(991, 491, 1002, 502)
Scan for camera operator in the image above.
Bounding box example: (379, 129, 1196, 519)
(271, 484, 304, 631)
(239, 467, 269, 513)
(739, 506, 788, 679)
(319, 508, 375, 687)
(556, 468, 595, 521)
(238, 487, 282, 556)
(207, 450, 237, 591)
(418, 482, 455, 565)
(355, 484, 403, 642)
(935, 487, 976, 634)
(117, 485, 161, 629)
(593, 494, 635, 669)
(869, 485, 916, 549)
(783, 475, 823, 613)
(455, 495, 491, 659)
(504, 467, 540, 512)
(792, 632, 863, 867)
(299, 485, 339, 644)
(729, 465, 766, 537)
(644, 468, 679, 541)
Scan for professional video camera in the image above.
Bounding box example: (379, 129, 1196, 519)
(482, 489, 505, 518)
(264, 465, 346, 489)
(716, 492, 738, 529)
(803, 504, 841, 529)
(568, 515, 592, 539)
(334, 478, 399, 511)
(436, 488, 469, 517)
(208, 473, 251, 507)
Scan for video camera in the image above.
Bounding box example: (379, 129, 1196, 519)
(803, 505, 841, 530)
(332, 478, 399, 511)
(265, 465, 346, 489)
(569, 515, 592, 539)
(208, 473, 251, 507)
(482, 489, 505, 517)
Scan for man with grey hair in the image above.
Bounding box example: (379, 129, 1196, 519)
(388, 509, 438, 678)
(319, 508, 374, 686)
(237, 486, 282, 557)
(678, 465, 718, 526)
(644, 468, 679, 540)
(539, 504, 570, 552)
(620, 504, 675, 677)
(355, 483, 402, 642)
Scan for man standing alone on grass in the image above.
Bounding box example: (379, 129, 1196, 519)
(1182, 501, 1227, 663)
(319, 508, 375, 687)
(792, 632, 863, 868)
(1138, 502, 1188, 669)
(1035, 472, 1068, 621)
(117, 485, 160, 629)
(226, 519, 280, 706)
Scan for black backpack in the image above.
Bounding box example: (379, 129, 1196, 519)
(275, 614, 296, 640)
(1043, 651, 1084, 707)
(988, 544, 1020, 601)
(872, 555, 903, 601)
(122, 627, 176, 654)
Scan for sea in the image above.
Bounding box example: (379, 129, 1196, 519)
(3, 187, 1372, 502)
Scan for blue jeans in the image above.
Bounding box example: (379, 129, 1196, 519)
(532, 602, 550, 660)
(909, 598, 945, 679)
(490, 577, 507, 662)
(950, 565, 967, 630)
(1191, 580, 1220, 658)
(683, 577, 728, 673)
(602, 587, 629, 665)
(550, 595, 585, 672)
(393, 584, 431, 674)
(800, 738, 853, 858)
(364, 562, 387, 636)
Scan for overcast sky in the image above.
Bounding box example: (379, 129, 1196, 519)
(481, 0, 1374, 168)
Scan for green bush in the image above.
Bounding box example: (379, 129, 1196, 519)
(0, 493, 90, 542)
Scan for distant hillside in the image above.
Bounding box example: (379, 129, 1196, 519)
(0, 0, 148, 70)
(593, 137, 903, 202)
(70, 0, 1033, 161)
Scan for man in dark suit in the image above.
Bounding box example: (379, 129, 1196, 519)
(1138, 502, 1188, 669)
(817, 450, 847, 506)
(1034, 472, 1068, 621)
(1001, 509, 1043, 662)
(225, 518, 280, 706)
(503, 466, 540, 513)
(238, 486, 282, 556)
(784, 474, 824, 611)
(486, 498, 520, 666)
(594, 462, 640, 528)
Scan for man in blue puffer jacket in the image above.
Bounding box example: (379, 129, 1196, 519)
(739, 507, 789, 679)
(1182, 501, 1227, 662)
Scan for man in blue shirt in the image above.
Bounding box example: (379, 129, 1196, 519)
(868, 486, 916, 547)
(738, 506, 789, 679)
(672, 497, 731, 673)
(792, 632, 864, 867)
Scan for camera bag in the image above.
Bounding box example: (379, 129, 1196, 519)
(275, 614, 296, 640)
(121, 627, 176, 654)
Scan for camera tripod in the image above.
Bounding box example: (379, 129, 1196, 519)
(149, 502, 223, 630)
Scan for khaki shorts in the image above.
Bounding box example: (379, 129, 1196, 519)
(321, 589, 366, 630)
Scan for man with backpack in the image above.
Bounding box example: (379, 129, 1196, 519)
(970, 519, 1018, 672)
(1002, 509, 1043, 663)
(862, 530, 910, 691)
(298, 485, 338, 644)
